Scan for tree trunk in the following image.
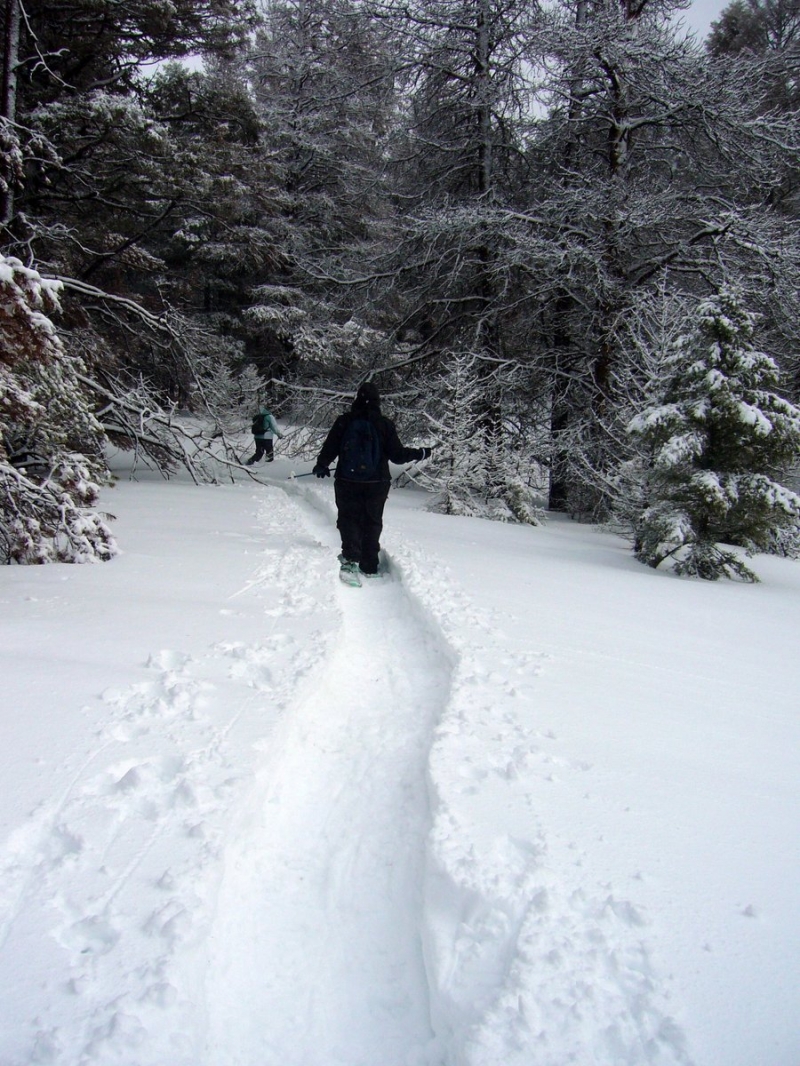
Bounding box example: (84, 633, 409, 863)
(548, 292, 573, 511)
(1, 0, 20, 224)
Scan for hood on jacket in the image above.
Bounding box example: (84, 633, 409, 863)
(351, 380, 381, 416)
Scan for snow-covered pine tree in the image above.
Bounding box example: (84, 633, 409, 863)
(520, 0, 800, 519)
(0, 255, 117, 564)
(627, 290, 800, 581)
(708, 0, 800, 59)
(485, 433, 544, 525)
(419, 350, 542, 522)
(242, 0, 397, 392)
(417, 350, 489, 516)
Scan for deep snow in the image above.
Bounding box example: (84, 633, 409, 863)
(0, 452, 798, 1066)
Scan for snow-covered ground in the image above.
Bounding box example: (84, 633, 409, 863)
(0, 451, 798, 1066)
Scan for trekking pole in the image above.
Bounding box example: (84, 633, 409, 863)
(287, 470, 316, 479)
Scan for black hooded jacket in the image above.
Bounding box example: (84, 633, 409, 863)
(315, 386, 426, 483)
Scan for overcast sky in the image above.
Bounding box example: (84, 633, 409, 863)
(680, 0, 729, 37)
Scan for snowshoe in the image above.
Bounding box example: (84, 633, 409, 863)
(338, 559, 362, 587)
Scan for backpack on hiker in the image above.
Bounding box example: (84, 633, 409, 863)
(251, 411, 268, 435)
(338, 417, 382, 480)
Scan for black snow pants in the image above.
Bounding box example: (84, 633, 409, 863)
(334, 479, 390, 574)
(246, 438, 274, 464)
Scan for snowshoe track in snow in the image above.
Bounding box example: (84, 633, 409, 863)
(202, 483, 450, 1065)
(205, 557, 450, 1064)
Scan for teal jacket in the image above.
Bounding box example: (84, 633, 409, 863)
(253, 408, 282, 440)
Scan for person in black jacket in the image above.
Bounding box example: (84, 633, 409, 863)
(313, 381, 433, 578)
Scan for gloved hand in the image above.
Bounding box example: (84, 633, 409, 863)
(313, 464, 330, 478)
(420, 446, 436, 460)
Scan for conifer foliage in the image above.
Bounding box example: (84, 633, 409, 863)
(0, 255, 117, 564)
(627, 291, 800, 581)
(417, 352, 489, 517)
(419, 351, 543, 523)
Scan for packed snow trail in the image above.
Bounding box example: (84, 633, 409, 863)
(204, 486, 451, 1066)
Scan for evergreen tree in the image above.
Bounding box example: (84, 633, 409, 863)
(628, 290, 800, 580)
(0, 0, 272, 485)
(243, 0, 397, 384)
(519, 0, 800, 517)
(419, 349, 542, 522)
(417, 350, 489, 516)
(361, 0, 539, 508)
(0, 255, 117, 563)
(708, 0, 800, 56)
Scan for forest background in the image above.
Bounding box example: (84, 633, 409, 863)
(1, 0, 799, 570)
